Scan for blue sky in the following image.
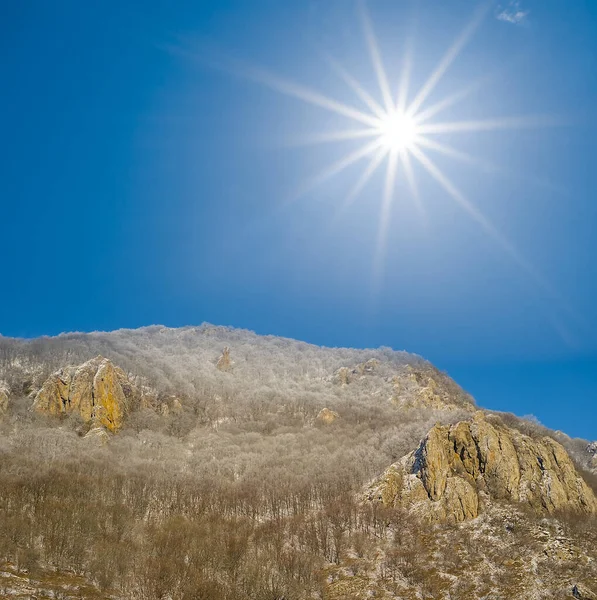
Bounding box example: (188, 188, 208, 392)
(2, 1, 597, 439)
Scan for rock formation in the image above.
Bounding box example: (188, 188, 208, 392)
(333, 359, 379, 385)
(573, 583, 597, 600)
(588, 442, 597, 470)
(368, 412, 597, 523)
(33, 356, 135, 431)
(83, 425, 110, 444)
(391, 366, 471, 410)
(0, 380, 9, 414)
(316, 407, 340, 424)
(216, 347, 232, 372)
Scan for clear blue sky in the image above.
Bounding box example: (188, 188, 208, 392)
(2, 1, 597, 439)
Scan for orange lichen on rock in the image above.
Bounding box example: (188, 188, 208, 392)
(316, 407, 340, 424)
(368, 412, 597, 523)
(216, 347, 232, 372)
(33, 356, 132, 432)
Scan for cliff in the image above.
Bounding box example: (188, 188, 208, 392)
(32, 356, 134, 431)
(368, 411, 597, 523)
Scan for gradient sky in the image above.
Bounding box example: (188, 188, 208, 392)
(2, 1, 597, 439)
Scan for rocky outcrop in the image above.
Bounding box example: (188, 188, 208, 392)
(83, 425, 110, 444)
(317, 408, 340, 424)
(573, 583, 596, 600)
(158, 396, 183, 417)
(391, 366, 471, 410)
(334, 359, 379, 385)
(588, 442, 597, 471)
(0, 380, 9, 414)
(216, 347, 232, 372)
(33, 356, 135, 431)
(367, 412, 597, 523)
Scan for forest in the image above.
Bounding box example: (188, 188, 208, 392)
(1, 325, 596, 598)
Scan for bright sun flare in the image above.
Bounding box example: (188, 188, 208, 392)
(377, 112, 418, 151)
(199, 1, 563, 319)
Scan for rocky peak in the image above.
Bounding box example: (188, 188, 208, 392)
(216, 346, 232, 372)
(368, 412, 597, 523)
(32, 356, 134, 432)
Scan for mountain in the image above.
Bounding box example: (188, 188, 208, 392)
(0, 324, 596, 599)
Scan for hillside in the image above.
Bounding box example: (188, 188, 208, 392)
(0, 325, 596, 599)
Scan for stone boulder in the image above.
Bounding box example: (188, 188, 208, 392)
(33, 356, 135, 431)
(367, 412, 597, 523)
(83, 425, 110, 444)
(316, 408, 340, 424)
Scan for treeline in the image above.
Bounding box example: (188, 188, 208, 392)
(0, 324, 475, 411)
(2, 452, 597, 599)
(0, 453, 397, 598)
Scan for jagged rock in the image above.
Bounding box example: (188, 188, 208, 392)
(158, 396, 183, 417)
(573, 583, 596, 600)
(0, 380, 9, 414)
(83, 426, 110, 444)
(216, 347, 232, 372)
(391, 367, 466, 410)
(588, 442, 597, 470)
(33, 356, 133, 431)
(367, 412, 597, 523)
(317, 408, 340, 424)
(334, 359, 379, 385)
(92, 359, 127, 430)
(334, 367, 351, 385)
(360, 359, 379, 374)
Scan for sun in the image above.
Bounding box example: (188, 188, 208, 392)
(193, 1, 563, 318)
(377, 111, 418, 152)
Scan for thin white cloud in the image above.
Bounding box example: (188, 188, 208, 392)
(496, 1, 529, 25)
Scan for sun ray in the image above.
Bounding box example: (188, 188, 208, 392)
(400, 148, 425, 221)
(165, 43, 381, 127)
(336, 145, 388, 218)
(396, 38, 414, 113)
(289, 138, 384, 204)
(415, 136, 499, 170)
(418, 115, 561, 135)
(416, 136, 569, 194)
(409, 145, 560, 300)
(325, 55, 386, 119)
(359, 1, 394, 113)
(413, 76, 488, 124)
(407, 2, 490, 117)
(284, 128, 379, 147)
(372, 148, 399, 290)
(246, 65, 383, 127)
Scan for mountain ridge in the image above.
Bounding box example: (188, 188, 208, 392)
(1, 323, 596, 598)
